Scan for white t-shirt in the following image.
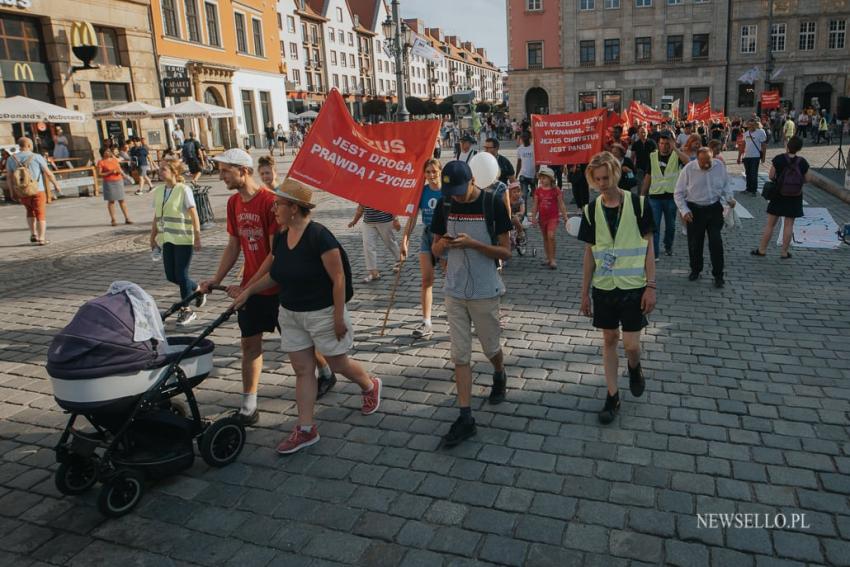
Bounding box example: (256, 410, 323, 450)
(172, 129, 185, 145)
(742, 128, 767, 159)
(517, 144, 535, 178)
(676, 132, 690, 148)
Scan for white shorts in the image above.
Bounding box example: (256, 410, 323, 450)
(278, 305, 353, 356)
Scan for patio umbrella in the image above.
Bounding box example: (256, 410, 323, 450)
(151, 99, 234, 119)
(93, 101, 161, 119)
(0, 95, 86, 123)
(296, 110, 318, 120)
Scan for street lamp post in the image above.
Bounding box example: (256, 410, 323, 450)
(382, 0, 410, 122)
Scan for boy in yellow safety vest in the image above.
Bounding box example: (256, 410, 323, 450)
(579, 152, 657, 424)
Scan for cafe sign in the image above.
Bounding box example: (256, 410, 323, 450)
(163, 77, 191, 97)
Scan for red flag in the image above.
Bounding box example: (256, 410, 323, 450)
(531, 109, 607, 165)
(287, 89, 440, 216)
(760, 90, 781, 109)
(628, 101, 665, 125)
(710, 109, 725, 122)
(692, 98, 711, 122)
(687, 102, 696, 121)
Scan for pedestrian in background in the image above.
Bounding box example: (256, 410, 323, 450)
(752, 136, 809, 259)
(740, 119, 767, 194)
(96, 148, 133, 227)
(149, 159, 203, 326)
(348, 204, 401, 283)
(675, 148, 736, 288)
(6, 136, 60, 245)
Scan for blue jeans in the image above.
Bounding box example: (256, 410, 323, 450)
(162, 242, 196, 300)
(519, 175, 535, 211)
(649, 197, 677, 256)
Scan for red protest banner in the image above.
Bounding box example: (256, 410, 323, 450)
(691, 98, 711, 121)
(760, 90, 781, 109)
(287, 89, 440, 216)
(531, 109, 607, 165)
(687, 102, 696, 121)
(628, 101, 665, 125)
(710, 109, 725, 122)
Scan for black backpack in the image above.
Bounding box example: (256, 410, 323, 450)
(306, 222, 354, 302)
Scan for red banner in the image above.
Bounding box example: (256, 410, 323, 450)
(531, 109, 607, 165)
(760, 90, 781, 109)
(691, 98, 712, 122)
(287, 89, 440, 216)
(710, 109, 725, 122)
(687, 102, 696, 121)
(628, 101, 665, 125)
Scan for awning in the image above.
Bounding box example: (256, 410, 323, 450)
(151, 99, 234, 119)
(0, 95, 86, 123)
(93, 101, 162, 119)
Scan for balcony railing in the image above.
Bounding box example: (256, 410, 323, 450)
(579, 59, 596, 67)
(604, 57, 619, 65)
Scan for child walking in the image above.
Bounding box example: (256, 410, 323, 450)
(531, 166, 568, 269)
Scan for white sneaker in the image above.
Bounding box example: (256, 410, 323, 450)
(176, 309, 197, 326)
(411, 323, 433, 339)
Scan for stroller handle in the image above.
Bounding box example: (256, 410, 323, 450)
(161, 285, 229, 320)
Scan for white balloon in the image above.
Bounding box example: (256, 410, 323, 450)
(469, 152, 500, 188)
(566, 216, 582, 237)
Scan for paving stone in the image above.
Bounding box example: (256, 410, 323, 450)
(608, 530, 662, 563)
(427, 527, 481, 556)
(627, 508, 676, 537)
(562, 523, 609, 554)
(514, 514, 566, 545)
(395, 520, 438, 548)
(461, 507, 517, 536)
(359, 542, 408, 567)
(353, 511, 405, 541)
(772, 531, 824, 563)
(575, 500, 626, 529)
(302, 530, 371, 564)
(529, 493, 577, 521)
(478, 534, 528, 566)
(525, 543, 584, 567)
(424, 500, 468, 526)
(665, 539, 710, 567)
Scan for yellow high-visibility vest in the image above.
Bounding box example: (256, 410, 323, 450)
(648, 150, 680, 196)
(583, 191, 648, 291)
(153, 183, 194, 246)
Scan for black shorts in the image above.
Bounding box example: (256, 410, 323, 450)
(592, 287, 648, 332)
(237, 294, 280, 338)
(186, 159, 201, 174)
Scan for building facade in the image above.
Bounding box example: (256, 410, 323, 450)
(151, 0, 287, 149)
(0, 0, 160, 158)
(508, 0, 850, 120)
(727, 0, 850, 117)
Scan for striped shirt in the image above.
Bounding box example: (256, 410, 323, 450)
(363, 206, 394, 224)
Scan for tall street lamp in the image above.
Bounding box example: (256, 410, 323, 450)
(382, 0, 413, 121)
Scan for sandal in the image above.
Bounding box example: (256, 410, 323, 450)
(125, 219, 134, 225)
(30, 235, 37, 243)
(110, 220, 118, 227)
(37, 240, 50, 246)
(362, 273, 381, 283)
(780, 253, 792, 259)
(750, 249, 766, 256)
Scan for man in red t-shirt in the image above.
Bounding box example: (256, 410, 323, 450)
(200, 149, 334, 425)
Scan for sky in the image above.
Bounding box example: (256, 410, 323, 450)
(400, 0, 508, 70)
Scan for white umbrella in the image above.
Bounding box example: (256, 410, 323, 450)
(0, 95, 86, 123)
(296, 110, 318, 120)
(288, 112, 299, 121)
(93, 101, 161, 119)
(152, 99, 234, 119)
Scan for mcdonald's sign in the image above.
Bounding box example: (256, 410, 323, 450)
(0, 60, 48, 82)
(70, 21, 98, 69)
(13, 62, 33, 81)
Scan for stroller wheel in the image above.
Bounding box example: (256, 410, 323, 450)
(55, 455, 99, 495)
(199, 416, 246, 468)
(97, 469, 145, 518)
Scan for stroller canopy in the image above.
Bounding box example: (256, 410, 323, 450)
(47, 292, 166, 380)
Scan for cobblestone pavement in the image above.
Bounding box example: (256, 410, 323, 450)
(0, 143, 849, 566)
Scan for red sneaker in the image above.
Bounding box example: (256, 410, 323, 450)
(361, 376, 382, 415)
(276, 425, 320, 454)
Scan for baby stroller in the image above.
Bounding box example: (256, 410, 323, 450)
(47, 285, 242, 518)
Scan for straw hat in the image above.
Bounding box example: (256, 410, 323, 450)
(274, 178, 316, 209)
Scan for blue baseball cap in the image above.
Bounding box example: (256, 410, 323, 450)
(441, 160, 473, 196)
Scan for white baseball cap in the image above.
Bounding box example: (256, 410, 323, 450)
(211, 148, 253, 168)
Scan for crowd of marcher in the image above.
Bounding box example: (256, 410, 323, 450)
(3, 102, 823, 453)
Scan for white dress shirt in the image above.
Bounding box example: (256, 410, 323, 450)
(674, 159, 733, 215)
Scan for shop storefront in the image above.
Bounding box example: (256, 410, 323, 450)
(0, 1, 161, 160)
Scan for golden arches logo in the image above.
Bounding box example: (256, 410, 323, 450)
(13, 63, 34, 81)
(70, 21, 98, 48)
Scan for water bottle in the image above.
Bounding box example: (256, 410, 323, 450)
(151, 246, 162, 262)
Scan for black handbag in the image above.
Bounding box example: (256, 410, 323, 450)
(761, 180, 778, 200)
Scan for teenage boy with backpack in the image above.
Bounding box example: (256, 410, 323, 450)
(429, 161, 512, 447)
(5, 137, 61, 245)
